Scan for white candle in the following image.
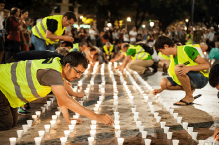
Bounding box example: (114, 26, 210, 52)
(38, 130, 45, 138)
(9, 137, 16, 145)
(47, 101, 51, 106)
(91, 120, 97, 125)
(134, 112, 139, 116)
(134, 116, 139, 122)
(90, 125, 96, 130)
(35, 111, 41, 117)
(192, 132, 198, 140)
(117, 138, 124, 145)
(88, 137, 94, 145)
(136, 121, 141, 128)
(94, 107, 99, 112)
(114, 121, 120, 125)
(90, 130, 96, 137)
(115, 130, 121, 138)
(115, 115, 120, 121)
(55, 111, 61, 117)
(22, 125, 28, 132)
(144, 139, 151, 145)
(142, 131, 147, 138)
(60, 137, 67, 145)
(73, 115, 79, 119)
(64, 130, 70, 138)
(71, 120, 76, 125)
(172, 139, 179, 145)
(17, 130, 23, 138)
(32, 115, 37, 121)
(160, 122, 166, 128)
(169, 109, 174, 114)
(131, 108, 136, 113)
(173, 113, 178, 118)
(188, 127, 193, 135)
(164, 127, 169, 133)
(41, 107, 45, 113)
(44, 125, 50, 132)
(182, 122, 188, 130)
(34, 137, 41, 145)
(156, 116, 161, 122)
(139, 126, 144, 132)
(114, 112, 119, 116)
(177, 117, 182, 123)
(154, 112, 159, 118)
(167, 132, 173, 139)
(52, 115, 57, 120)
(50, 120, 56, 128)
(26, 120, 33, 128)
(69, 125, 75, 132)
(115, 125, 120, 130)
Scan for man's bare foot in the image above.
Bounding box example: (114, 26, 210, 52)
(174, 95, 194, 106)
(152, 88, 163, 95)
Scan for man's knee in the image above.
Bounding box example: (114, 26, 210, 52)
(159, 78, 168, 89)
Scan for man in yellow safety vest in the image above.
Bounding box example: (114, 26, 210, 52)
(31, 11, 76, 51)
(0, 51, 113, 131)
(116, 43, 154, 76)
(103, 42, 114, 63)
(152, 36, 210, 106)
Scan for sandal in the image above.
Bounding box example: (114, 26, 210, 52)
(173, 94, 202, 106)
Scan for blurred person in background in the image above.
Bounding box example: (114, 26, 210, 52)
(89, 26, 96, 46)
(123, 29, 129, 43)
(100, 27, 110, 45)
(103, 42, 114, 63)
(20, 10, 30, 51)
(129, 27, 137, 44)
(181, 29, 187, 45)
(208, 27, 215, 47)
(202, 29, 208, 43)
(5, 7, 22, 59)
(214, 28, 219, 48)
(65, 25, 72, 37)
(166, 28, 171, 38)
(193, 25, 202, 44)
(78, 28, 86, 42)
(142, 29, 148, 43)
(0, 0, 5, 64)
(112, 29, 119, 44)
(72, 27, 79, 43)
(185, 30, 193, 45)
(136, 29, 142, 42)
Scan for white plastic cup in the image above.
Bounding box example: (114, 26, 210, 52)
(177, 117, 182, 123)
(148, 102, 152, 106)
(198, 140, 205, 145)
(41, 107, 45, 113)
(17, 130, 23, 138)
(47, 101, 51, 106)
(134, 112, 139, 116)
(69, 125, 75, 132)
(114, 112, 119, 116)
(44, 124, 50, 132)
(142, 131, 147, 138)
(115, 115, 120, 121)
(9, 138, 16, 145)
(139, 126, 144, 132)
(88, 137, 94, 145)
(64, 130, 70, 138)
(22, 125, 28, 132)
(114, 121, 120, 125)
(71, 120, 76, 125)
(26, 120, 33, 128)
(172, 139, 179, 145)
(44, 104, 48, 110)
(35, 111, 41, 117)
(144, 139, 151, 145)
(34, 137, 41, 145)
(134, 116, 139, 122)
(192, 132, 198, 140)
(115, 125, 120, 130)
(91, 120, 97, 125)
(73, 115, 79, 119)
(150, 108, 155, 114)
(183, 122, 188, 130)
(169, 109, 174, 114)
(55, 111, 61, 117)
(154, 112, 159, 118)
(38, 130, 45, 138)
(52, 115, 57, 120)
(57, 107, 61, 111)
(90, 130, 96, 137)
(160, 122, 166, 128)
(90, 125, 96, 130)
(156, 116, 161, 122)
(188, 127, 193, 135)
(136, 121, 141, 128)
(115, 130, 121, 138)
(173, 113, 178, 118)
(50, 120, 56, 128)
(60, 137, 67, 145)
(117, 138, 124, 145)
(167, 132, 173, 139)
(32, 115, 37, 121)
(164, 127, 170, 133)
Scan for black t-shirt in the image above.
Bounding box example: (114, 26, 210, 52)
(47, 19, 65, 35)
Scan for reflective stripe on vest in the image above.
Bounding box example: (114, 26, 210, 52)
(103, 45, 113, 55)
(128, 45, 150, 60)
(168, 46, 209, 85)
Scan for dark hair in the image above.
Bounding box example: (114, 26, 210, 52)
(154, 36, 175, 51)
(63, 41, 73, 48)
(79, 42, 87, 47)
(21, 10, 28, 15)
(10, 7, 19, 16)
(63, 11, 77, 22)
(0, 0, 5, 4)
(123, 44, 130, 49)
(25, 18, 30, 22)
(60, 51, 88, 69)
(209, 64, 219, 87)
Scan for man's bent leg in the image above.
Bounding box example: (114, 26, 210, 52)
(31, 34, 47, 51)
(0, 91, 14, 131)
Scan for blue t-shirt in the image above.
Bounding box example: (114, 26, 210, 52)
(209, 48, 219, 60)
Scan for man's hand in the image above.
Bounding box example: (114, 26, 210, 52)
(115, 65, 125, 73)
(214, 128, 219, 142)
(76, 91, 84, 98)
(177, 64, 190, 76)
(96, 114, 114, 125)
(110, 59, 115, 63)
(63, 36, 74, 42)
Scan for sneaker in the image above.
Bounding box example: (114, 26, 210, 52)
(18, 107, 31, 115)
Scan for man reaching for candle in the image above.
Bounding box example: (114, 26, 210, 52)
(152, 36, 209, 106)
(0, 51, 114, 131)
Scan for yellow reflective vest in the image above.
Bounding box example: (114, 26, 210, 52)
(32, 15, 66, 45)
(103, 45, 114, 55)
(69, 43, 79, 52)
(168, 46, 209, 85)
(158, 52, 170, 60)
(128, 45, 150, 60)
(0, 57, 63, 108)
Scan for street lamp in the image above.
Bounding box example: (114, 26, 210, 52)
(80, 16, 83, 19)
(185, 19, 189, 23)
(107, 23, 112, 27)
(150, 22, 154, 27)
(127, 17, 131, 22)
(142, 25, 145, 28)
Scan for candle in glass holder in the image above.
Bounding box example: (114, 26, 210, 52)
(32, 115, 37, 121)
(52, 115, 57, 120)
(35, 111, 41, 117)
(90, 125, 96, 130)
(115, 125, 120, 130)
(90, 130, 96, 137)
(50, 120, 56, 128)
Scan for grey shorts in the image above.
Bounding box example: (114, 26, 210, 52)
(167, 71, 208, 89)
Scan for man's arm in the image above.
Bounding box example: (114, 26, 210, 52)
(111, 53, 125, 62)
(103, 53, 108, 63)
(64, 79, 84, 98)
(46, 30, 74, 42)
(116, 55, 132, 73)
(51, 85, 114, 125)
(111, 52, 114, 60)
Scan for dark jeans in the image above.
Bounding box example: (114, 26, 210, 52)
(0, 91, 18, 131)
(8, 40, 20, 59)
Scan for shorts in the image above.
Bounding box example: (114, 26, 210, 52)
(167, 71, 208, 89)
